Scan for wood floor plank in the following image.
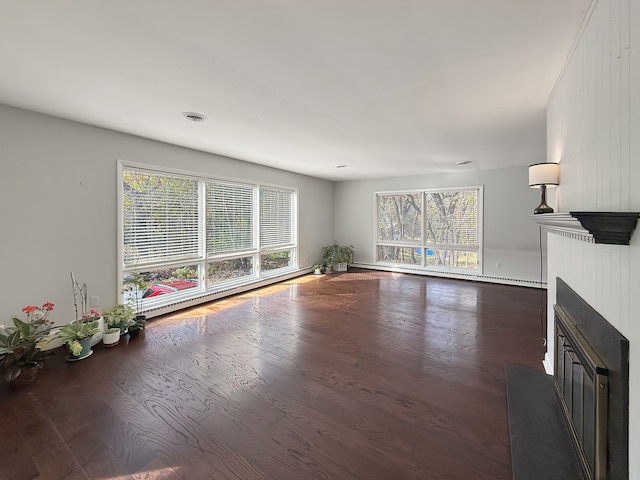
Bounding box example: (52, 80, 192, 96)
(0, 269, 545, 479)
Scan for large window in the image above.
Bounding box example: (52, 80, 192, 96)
(376, 187, 482, 272)
(121, 164, 297, 311)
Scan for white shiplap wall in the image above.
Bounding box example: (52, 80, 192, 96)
(545, 0, 639, 477)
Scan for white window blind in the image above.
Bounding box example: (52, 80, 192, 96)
(123, 170, 199, 267)
(260, 187, 293, 248)
(424, 190, 478, 249)
(206, 181, 254, 254)
(377, 193, 422, 243)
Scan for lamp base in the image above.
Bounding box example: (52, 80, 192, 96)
(534, 204, 554, 214)
(533, 184, 554, 214)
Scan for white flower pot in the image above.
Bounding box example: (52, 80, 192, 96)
(89, 317, 104, 346)
(102, 328, 121, 347)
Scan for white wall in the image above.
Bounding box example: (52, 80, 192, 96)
(546, 0, 639, 476)
(334, 166, 545, 283)
(0, 104, 334, 324)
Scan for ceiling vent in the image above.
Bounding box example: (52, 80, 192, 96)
(181, 112, 207, 122)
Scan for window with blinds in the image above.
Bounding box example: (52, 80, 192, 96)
(260, 187, 294, 248)
(206, 181, 254, 254)
(377, 193, 422, 244)
(123, 170, 200, 267)
(120, 165, 297, 312)
(375, 187, 482, 271)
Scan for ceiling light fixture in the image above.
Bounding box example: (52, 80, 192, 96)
(335, 165, 347, 168)
(181, 112, 207, 122)
(456, 160, 472, 165)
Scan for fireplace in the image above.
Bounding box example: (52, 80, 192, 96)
(554, 304, 608, 478)
(554, 278, 629, 480)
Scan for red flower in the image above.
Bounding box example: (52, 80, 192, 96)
(20, 302, 55, 324)
(41, 302, 55, 311)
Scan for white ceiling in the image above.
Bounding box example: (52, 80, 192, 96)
(0, 1, 590, 181)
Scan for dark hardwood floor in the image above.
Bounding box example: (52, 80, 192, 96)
(0, 269, 546, 480)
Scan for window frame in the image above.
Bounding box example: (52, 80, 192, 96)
(374, 186, 483, 274)
(118, 161, 299, 312)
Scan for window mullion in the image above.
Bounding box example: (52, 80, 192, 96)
(199, 178, 207, 283)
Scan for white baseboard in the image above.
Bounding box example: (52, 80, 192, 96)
(351, 263, 545, 288)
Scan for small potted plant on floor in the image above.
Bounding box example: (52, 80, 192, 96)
(80, 308, 104, 346)
(101, 303, 135, 336)
(126, 316, 146, 339)
(321, 242, 355, 272)
(122, 271, 149, 329)
(101, 327, 121, 347)
(0, 302, 55, 386)
(70, 272, 104, 346)
(56, 317, 100, 361)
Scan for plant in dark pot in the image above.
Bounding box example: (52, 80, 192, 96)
(122, 271, 149, 326)
(127, 316, 146, 339)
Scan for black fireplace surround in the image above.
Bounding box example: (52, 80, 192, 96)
(555, 278, 629, 480)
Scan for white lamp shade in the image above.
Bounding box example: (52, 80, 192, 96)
(529, 162, 559, 187)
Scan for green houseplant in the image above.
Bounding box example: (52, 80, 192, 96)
(56, 317, 100, 360)
(122, 272, 149, 316)
(127, 316, 147, 339)
(321, 242, 355, 272)
(102, 327, 121, 347)
(122, 272, 149, 335)
(0, 302, 55, 386)
(101, 303, 135, 333)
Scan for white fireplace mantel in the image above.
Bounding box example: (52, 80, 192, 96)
(532, 211, 640, 245)
(530, 213, 594, 243)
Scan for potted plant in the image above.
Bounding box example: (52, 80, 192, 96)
(127, 316, 146, 339)
(122, 271, 149, 324)
(321, 242, 355, 272)
(80, 308, 104, 346)
(313, 264, 324, 275)
(70, 272, 104, 346)
(102, 327, 121, 347)
(101, 303, 135, 334)
(56, 317, 100, 361)
(0, 302, 55, 386)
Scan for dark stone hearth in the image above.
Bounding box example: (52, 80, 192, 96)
(506, 364, 584, 480)
(570, 212, 640, 245)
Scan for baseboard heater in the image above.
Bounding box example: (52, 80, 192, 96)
(352, 263, 544, 288)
